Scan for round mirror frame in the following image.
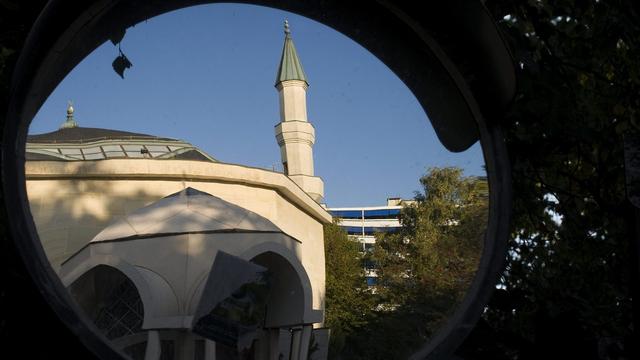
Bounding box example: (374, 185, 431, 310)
(2, 1, 513, 359)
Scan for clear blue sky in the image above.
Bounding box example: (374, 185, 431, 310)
(29, 3, 485, 207)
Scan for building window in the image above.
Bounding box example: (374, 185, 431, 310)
(69, 265, 145, 342)
(329, 210, 362, 219)
(363, 209, 401, 219)
(93, 277, 145, 340)
(363, 259, 377, 270)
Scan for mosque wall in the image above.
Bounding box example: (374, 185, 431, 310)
(26, 158, 329, 312)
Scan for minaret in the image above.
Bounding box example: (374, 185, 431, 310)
(275, 20, 324, 202)
(59, 101, 78, 129)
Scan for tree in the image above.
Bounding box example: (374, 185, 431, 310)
(323, 222, 374, 358)
(340, 167, 488, 360)
(375, 167, 487, 309)
(457, 1, 640, 359)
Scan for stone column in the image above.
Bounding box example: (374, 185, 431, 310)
(144, 330, 161, 360)
(298, 325, 312, 360)
(289, 328, 302, 360)
(204, 340, 216, 360)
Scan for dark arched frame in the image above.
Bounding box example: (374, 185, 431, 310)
(2, 1, 513, 359)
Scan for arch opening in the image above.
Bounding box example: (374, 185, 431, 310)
(68, 264, 145, 341)
(251, 251, 306, 328)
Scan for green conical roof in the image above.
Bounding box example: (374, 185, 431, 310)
(275, 20, 308, 86)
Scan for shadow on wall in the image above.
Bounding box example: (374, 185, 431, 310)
(26, 160, 177, 269)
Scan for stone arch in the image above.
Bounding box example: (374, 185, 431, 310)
(67, 264, 144, 340)
(240, 242, 315, 326)
(187, 241, 315, 325)
(61, 254, 179, 328)
(251, 251, 305, 327)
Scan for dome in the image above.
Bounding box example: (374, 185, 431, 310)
(26, 126, 216, 162)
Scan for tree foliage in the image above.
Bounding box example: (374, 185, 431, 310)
(375, 168, 487, 312)
(331, 168, 488, 360)
(457, 1, 640, 359)
(323, 222, 374, 358)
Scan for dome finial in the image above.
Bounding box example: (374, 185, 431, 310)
(60, 100, 78, 129)
(284, 19, 290, 36)
(67, 100, 74, 116)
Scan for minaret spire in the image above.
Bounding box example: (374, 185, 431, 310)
(274, 21, 324, 202)
(275, 20, 308, 86)
(60, 101, 78, 129)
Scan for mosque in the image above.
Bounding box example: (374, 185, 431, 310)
(25, 22, 330, 360)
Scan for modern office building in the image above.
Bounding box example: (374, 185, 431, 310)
(327, 198, 414, 286)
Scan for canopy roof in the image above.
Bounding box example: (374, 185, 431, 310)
(92, 187, 282, 243)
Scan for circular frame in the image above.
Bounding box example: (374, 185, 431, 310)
(2, 1, 512, 359)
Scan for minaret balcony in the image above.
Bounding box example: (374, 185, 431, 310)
(275, 121, 315, 147)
